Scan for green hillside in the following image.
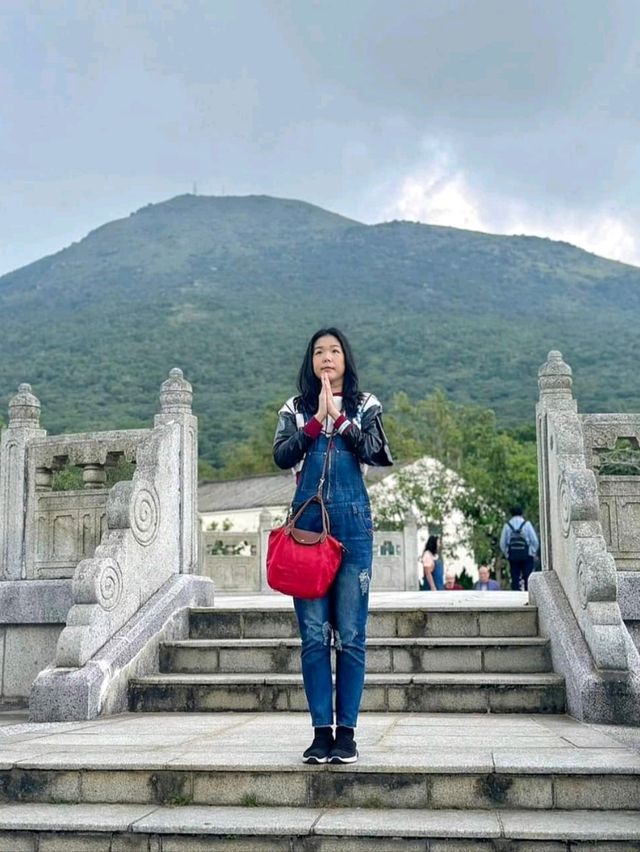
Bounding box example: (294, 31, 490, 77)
(1, 194, 638, 466)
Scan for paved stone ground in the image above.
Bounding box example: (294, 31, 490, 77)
(1, 708, 639, 768)
(2, 591, 638, 764)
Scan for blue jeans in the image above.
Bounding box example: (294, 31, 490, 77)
(291, 433, 372, 729)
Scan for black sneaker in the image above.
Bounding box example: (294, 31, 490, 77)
(329, 726, 358, 764)
(302, 727, 334, 764)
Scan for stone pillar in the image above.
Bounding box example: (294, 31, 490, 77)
(154, 369, 199, 573)
(402, 511, 418, 591)
(81, 463, 107, 489)
(536, 351, 576, 572)
(0, 384, 46, 580)
(258, 509, 273, 592)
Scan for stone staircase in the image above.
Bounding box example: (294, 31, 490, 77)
(2, 598, 639, 850)
(129, 602, 567, 715)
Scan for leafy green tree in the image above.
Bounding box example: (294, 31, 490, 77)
(385, 390, 538, 568)
(209, 402, 280, 480)
(370, 457, 465, 561)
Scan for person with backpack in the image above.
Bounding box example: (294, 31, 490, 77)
(499, 505, 539, 591)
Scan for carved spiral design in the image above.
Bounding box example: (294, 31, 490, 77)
(131, 484, 160, 546)
(97, 560, 123, 611)
(559, 474, 572, 538)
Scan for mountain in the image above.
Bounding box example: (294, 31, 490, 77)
(1, 194, 639, 465)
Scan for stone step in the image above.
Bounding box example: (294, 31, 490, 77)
(0, 804, 639, 851)
(160, 637, 552, 674)
(1, 751, 638, 810)
(129, 672, 566, 714)
(189, 606, 540, 640)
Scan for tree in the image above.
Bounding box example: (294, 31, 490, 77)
(369, 457, 466, 561)
(207, 402, 280, 480)
(384, 390, 538, 567)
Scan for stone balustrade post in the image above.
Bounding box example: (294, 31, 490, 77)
(0, 384, 46, 580)
(536, 351, 578, 573)
(154, 368, 198, 573)
(402, 511, 418, 591)
(533, 348, 630, 678)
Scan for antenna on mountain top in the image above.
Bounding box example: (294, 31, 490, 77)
(192, 182, 198, 195)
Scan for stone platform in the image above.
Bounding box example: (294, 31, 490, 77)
(1, 593, 638, 849)
(1, 708, 639, 849)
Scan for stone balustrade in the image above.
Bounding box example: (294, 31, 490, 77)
(0, 370, 214, 719)
(29, 431, 148, 579)
(531, 351, 640, 723)
(581, 414, 640, 572)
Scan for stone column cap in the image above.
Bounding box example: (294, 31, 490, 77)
(538, 350, 573, 396)
(8, 383, 41, 427)
(159, 368, 193, 415)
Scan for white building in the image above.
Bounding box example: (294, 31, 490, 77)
(198, 457, 477, 582)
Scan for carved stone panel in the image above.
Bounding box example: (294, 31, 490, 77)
(597, 478, 640, 571)
(581, 414, 640, 474)
(201, 531, 260, 591)
(34, 490, 108, 578)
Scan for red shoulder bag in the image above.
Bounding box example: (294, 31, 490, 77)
(266, 438, 344, 599)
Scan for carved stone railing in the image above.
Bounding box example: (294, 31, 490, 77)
(536, 351, 629, 670)
(0, 369, 214, 718)
(533, 351, 640, 723)
(28, 432, 148, 578)
(581, 415, 640, 572)
(53, 369, 201, 670)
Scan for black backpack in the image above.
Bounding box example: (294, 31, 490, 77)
(507, 520, 529, 561)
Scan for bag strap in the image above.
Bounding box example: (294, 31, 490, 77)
(315, 434, 334, 497)
(286, 435, 335, 541)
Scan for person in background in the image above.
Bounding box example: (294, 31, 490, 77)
(444, 570, 464, 590)
(499, 505, 539, 591)
(420, 535, 444, 591)
(473, 565, 501, 591)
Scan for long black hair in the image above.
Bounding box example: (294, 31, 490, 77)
(296, 327, 360, 418)
(423, 535, 439, 556)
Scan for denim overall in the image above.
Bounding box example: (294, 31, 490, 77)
(291, 431, 373, 729)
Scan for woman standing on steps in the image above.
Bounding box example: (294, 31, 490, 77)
(273, 327, 393, 764)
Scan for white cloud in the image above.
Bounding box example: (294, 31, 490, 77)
(383, 156, 487, 233)
(384, 161, 640, 268)
(507, 212, 640, 267)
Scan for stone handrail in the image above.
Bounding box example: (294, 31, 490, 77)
(536, 351, 631, 673)
(26, 430, 150, 579)
(53, 369, 198, 667)
(21, 368, 213, 720)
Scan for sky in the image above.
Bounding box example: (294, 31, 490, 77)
(2, 0, 640, 276)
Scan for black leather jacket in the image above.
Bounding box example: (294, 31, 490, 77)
(273, 393, 393, 471)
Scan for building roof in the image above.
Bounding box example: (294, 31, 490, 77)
(198, 465, 392, 514)
(198, 472, 296, 513)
